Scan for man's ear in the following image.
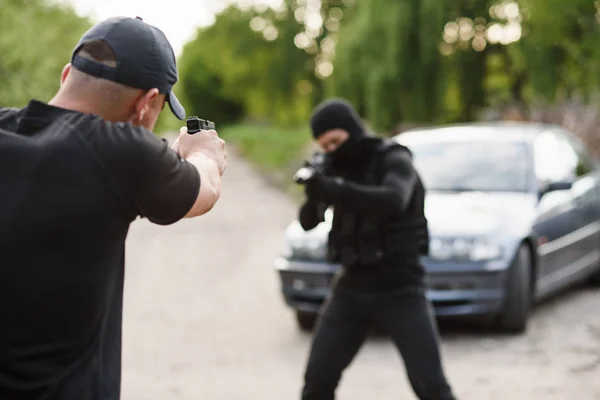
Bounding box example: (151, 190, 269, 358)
(134, 88, 160, 122)
(60, 63, 72, 86)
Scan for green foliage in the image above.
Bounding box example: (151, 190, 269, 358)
(332, 0, 448, 132)
(517, 0, 600, 102)
(177, 5, 316, 129)
(4, 0, 600, 180)
(177, 7, 256, 126)
(216, 121, 312, 197)
(167, 0, 600, 175)
(0, 0, 91, 108)
(174, 0, 356, 131)
(220, 122, 311, 171)
(153, 104, 185, 136)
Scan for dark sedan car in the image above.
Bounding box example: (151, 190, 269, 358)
(274, 122, 600, 333)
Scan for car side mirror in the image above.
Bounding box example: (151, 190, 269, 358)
(547, 181, 573, 192)
(540, 180, 573, 198)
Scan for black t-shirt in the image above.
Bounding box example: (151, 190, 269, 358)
(0, 100, 200, 399)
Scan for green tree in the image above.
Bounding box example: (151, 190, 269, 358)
(0, 0, 91, 108)
(441, 0, 500, 121)
(176, 5, 315, 128)
(515, 0, 600, 102)
(172, 1, 356, 131)
(332, 0, 448, 132)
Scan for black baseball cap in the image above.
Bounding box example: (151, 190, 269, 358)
(71, 16, 185, 120)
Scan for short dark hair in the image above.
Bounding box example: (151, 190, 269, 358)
(75, 40, 116, 67)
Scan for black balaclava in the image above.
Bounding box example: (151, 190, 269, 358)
(310, 98, 368, 168)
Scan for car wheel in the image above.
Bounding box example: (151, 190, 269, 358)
(588, 267, 600, 286)
(296, 311, 317, 331)
(495, 244, 532, 334)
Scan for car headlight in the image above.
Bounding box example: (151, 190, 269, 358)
(287, 236, 328, 261)
(429, 237, 502, 262)
(294, 241, 328, 260)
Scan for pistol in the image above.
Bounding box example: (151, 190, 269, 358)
(186, 116, 215, 134)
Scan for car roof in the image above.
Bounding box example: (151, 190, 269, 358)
(392, 121, 561, 146)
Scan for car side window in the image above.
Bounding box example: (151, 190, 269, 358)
(533, 131, 578, 183)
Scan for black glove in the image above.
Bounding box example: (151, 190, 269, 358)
(305, 173, 346, 203)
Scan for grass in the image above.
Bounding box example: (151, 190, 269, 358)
(219, 123, 311, 170)
(217, 122, 314, 200)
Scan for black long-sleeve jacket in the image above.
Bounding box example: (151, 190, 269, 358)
(298, 139, 429, 290)
(300, 144, 419, 225)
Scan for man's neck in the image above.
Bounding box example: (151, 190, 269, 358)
(48, 92, 124, 123)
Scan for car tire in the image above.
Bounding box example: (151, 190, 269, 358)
(588, 267, 600, 286)
(495, 244, 532, 334)
(296, 311, 318, 331)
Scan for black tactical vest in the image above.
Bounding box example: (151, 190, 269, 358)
(326, 139, 429, 268)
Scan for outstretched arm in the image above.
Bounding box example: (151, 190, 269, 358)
(310, 149, 418, 218)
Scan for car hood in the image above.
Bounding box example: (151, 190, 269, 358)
(424, 191, 537, 237)
(285, 191, 538, 243)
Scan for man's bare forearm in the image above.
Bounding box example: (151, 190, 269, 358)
(184, 152, 222, 218)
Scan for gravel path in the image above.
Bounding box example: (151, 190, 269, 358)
(120, 148, 600, 400)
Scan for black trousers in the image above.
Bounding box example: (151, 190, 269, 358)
(301, 283, 456, 400)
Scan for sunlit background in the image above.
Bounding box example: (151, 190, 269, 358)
(55, 1, 536, 79)
(57, 0, 286, 56)
(2, 3, 600, 398)
(2, 0, 600, 193)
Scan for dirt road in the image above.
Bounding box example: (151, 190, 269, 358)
(120, 150, 600, 400)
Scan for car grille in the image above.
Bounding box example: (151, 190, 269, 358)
(280, 271, 332, 289)
(291, 249, 327, 262)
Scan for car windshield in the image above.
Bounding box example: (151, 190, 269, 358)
(408, 140, 530, 192)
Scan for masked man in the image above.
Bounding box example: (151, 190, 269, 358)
(298, 99, 456, 400)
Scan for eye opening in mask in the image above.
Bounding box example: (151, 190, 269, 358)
(317, 129, 350, 153)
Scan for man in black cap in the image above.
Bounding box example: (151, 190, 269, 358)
(0, 16, 226, 399)
(298, 98, 456, 400)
